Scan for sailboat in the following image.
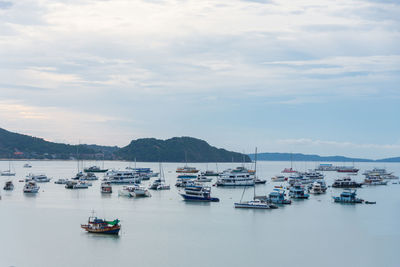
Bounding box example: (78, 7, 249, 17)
(281, 153, 297, 173)
(149, 163, 170, 190)
(1, 159, 16, 176)
(234, 148, 277, 209)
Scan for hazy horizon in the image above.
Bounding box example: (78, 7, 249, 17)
(1, 0, 399, 159)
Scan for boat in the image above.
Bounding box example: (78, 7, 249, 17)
(254, 178, 266, 184)
(23, 163, 32, 168)
(177, 174, 198, 179)
(84, 166, 108, 173)
(308, 181, 325, 194)
(79, 172, 98, 181)
(1, 160, 16, 176)
(196, 176, 212, 183)
(81, 213, 120, 235)
(300, 171, 324, 180)
(149, 163, 170, 190)
(3, 181, 14, 191)
(315, 164, 339, 171)
(271, 175, 287, 182)
(175, 179, 196, 188)
(216, 169, 255, 187)
(332, 177, 362, 188)
(26, 173, 51, 183)
(65, 181, 89, 189)
(234, 148, 278, 209)
(176, 166, 199, 173)
(54, 178, 69, 184)
(288, 183, 309, 199)
(104, 170, 141, 184)
(267, 189, 291, 204)
(23, 181, 40, 193)
(118, 185, 151, 197)
(307, 180, 327, 192)
(337, 167, 359, 173)
(365, 201, 376, 204)
(200, 170, 220, 176)
(282, 168, 297, 173)
(101, 182, 112, 193)
(364, 175, 388, 185)
(362, 168, 392, 176)
(179, 184, 219, 202)
(333, 189, 363, 204)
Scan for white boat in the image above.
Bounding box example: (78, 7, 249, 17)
(216, 167, 255, 187)
(196, 176, 212, 183)
(26, 173, 51, 183)
(1, 160, 16, 176)
(309, 181, 325, 194)
(104, 170, 141, 184)
(23, 163, 32, 168)
(364, 175, 388, 185)
(149, 163, 170, 190)
(54, 178, 69, 184)
(1, 170, 16, 176)
(65, 180, 89, 189)
(23, 181, 40, 193)
(234, 148, 278, 209)
(271, 175, 287, 182)
(118, 185, 151, 197)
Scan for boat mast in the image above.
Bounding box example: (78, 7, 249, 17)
(253, 147, 257, 200)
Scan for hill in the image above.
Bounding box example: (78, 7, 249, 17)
(248, 152, 374, 162)
(375, 157, 400, 163)
(114, 137, 250, 162)
(0, 128, 114, 159)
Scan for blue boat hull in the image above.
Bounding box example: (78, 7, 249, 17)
(180, 193, 219, 202)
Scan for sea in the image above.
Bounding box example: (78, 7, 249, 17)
(0, 160, 399, 267)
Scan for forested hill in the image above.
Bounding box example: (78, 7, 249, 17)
(0, 128, 249, 162)
(0, 127, 117, 159)
(114, 137, 250, 162)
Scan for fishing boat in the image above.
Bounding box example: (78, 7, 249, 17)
(332, 177, 362, 188)
(308, 181, 325, 194)
(23, 181, 40, 193)
(288, 183, 309, 199)
(333, 189, 363, 204)
(176, 166, 199, 173)
(84, 166, 108, 173)
(149, 163, 170, 190)
(271, 175, 287, 182)
(101, 182, 112, 193)
(81, 213, 120, 235)
(54, 178, 69, 184)
(267, 189, 291, 204)
(179, 184, 219, 202)
(3, 181, 14, 191)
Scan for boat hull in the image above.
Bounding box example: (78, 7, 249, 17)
(81, 225, 120, 235)
(234, 203, 276, 209)
(180, 193, 219, 202)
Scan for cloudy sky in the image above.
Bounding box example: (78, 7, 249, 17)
(0, 0, 399, 159)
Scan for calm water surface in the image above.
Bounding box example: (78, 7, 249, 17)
(1, 160, 399, 267)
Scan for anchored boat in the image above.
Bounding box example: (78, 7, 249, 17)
(179, 184, 219, 202)
(81, 214, 120, 235)
(333, 189, 363, 204)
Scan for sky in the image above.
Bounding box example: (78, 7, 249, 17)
(0, 0, 399, 159)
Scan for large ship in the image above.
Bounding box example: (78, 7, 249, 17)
(104, 170, 141, 184)
(216, 169, 255, 186)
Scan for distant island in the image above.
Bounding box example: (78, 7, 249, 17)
(248, 152, 400, 163)
(0, 127, 250, 162)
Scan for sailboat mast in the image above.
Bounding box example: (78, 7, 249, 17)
(253, 147, 257, 200)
